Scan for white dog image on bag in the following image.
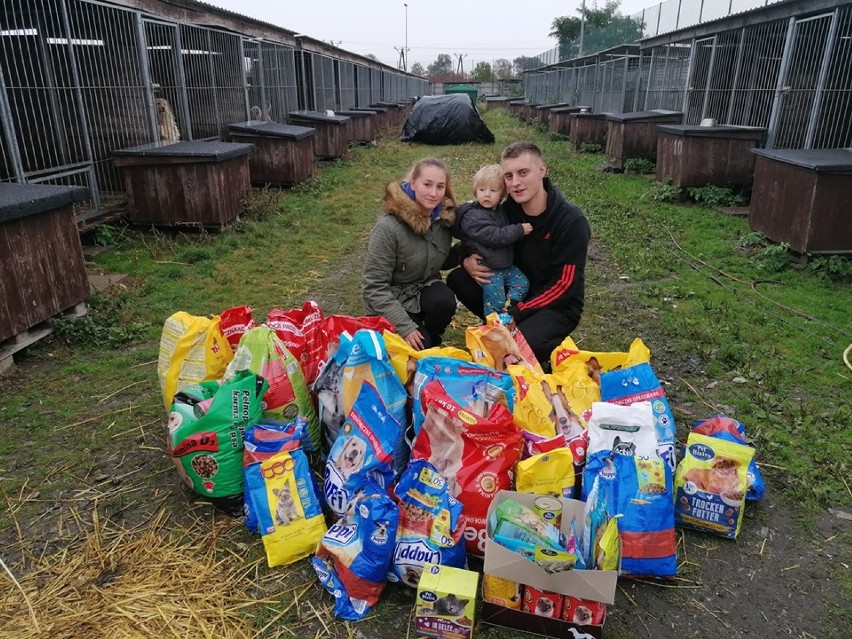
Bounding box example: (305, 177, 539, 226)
(156, 97, 181, 143)
(271, 482, 302, 526)
(333, 436, 367, 480)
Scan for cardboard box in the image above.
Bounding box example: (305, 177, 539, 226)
(415, 563, 478, 639)
(481, 491, 618, 639)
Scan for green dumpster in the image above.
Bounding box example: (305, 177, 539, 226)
(444, 84, 479, 106)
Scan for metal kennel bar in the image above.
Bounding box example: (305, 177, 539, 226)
(337, 60, 355, 109)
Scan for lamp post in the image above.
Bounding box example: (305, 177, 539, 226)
(404, 3, 408, 72)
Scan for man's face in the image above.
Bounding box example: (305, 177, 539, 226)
(502, 153, 546, 206)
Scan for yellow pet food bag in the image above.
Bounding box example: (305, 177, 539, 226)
(157, 311, 233, 410)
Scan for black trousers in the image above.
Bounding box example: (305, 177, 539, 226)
(446, 267, 578, 367)
(407, 281, 457, 348)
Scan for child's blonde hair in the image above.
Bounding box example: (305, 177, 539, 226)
(473, 164, 505, 198)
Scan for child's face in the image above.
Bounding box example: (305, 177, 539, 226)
(475, 181, 503, 209)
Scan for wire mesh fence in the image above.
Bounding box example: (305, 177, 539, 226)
(524, 2, 852, 151)
(0, 0, 426, 223)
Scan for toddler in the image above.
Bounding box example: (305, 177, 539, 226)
(456, 164, 531, 315)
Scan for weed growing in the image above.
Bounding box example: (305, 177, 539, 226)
(622, 158, 656, 175)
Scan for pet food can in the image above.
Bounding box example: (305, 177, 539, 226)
(522, 584, 563, 619)
(533, 495, 563, 528)
(193, 398, 214, 417)
(482, 574, 522, 609)
(562, 595, 607, 626)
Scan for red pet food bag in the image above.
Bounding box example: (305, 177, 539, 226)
(411, 380, 522, 556)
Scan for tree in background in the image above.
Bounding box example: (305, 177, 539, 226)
(493, 58, 513, 80)
(549, 1, 644, 60)
(410, 62, 426, 77)
(365, 53, 380, 62)
(513, 56, 542, 76)
(470, 62, 493, 82)
(427, 54, 454, 82)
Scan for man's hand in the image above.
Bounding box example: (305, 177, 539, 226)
(463, 254, 492, 285)
(403, 328, 426, 351)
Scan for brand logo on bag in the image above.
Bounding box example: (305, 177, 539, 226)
(326, 522, 357, 545)
(688, 443, 715, 462)
(395, 540, 439, 566)
(170, 432, 219, 457)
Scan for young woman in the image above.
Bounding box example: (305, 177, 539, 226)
(362, 157, 458, 350)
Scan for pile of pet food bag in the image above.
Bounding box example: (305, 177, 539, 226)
(159, 303, 765, 634)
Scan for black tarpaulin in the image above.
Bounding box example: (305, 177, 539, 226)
(400, 94, 494, 145)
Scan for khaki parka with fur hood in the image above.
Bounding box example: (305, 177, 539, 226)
(362, 181, 457, 337)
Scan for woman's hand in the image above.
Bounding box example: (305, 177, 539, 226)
(403, 328, 426, 351)
(463, 254, 492, 285)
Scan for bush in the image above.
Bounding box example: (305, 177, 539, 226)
(622, 158, 656, 175)
(49, 290, 149, 347)
(686, 185, 744, 207)
(805, 255, 852, 282)
(650, 178, 681, 202)
(578, 143, 602, 154)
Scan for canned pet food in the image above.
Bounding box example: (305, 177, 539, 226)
(482, 574, 522, 609)
(522, 584, 563, 619)
(533, 495, 563, 528)
(562, 595, 606, 626)
(193, 398, 214, 417)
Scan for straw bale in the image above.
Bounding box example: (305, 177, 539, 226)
(0, 510, 262, 639)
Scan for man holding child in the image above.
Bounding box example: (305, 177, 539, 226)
(447, 141, 591, 368)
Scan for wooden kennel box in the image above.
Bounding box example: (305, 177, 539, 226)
(605, 110, 683, 170)
(287, 111, 351, 160)
(228, 121, 316, 186)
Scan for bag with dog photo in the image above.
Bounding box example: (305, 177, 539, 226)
(410, 356, 516, 436)
(323, 381, 399, 518)
(674, 432, 754, 539)
(388, 459, 467, 587)
(243, 447, 327, 567)
(167, 370, 267, 515)
(465, 313, 543, 375)
(548, 337, 652, 422)
(411, 380, 522, 556)
(312, 480, 399, 621)
(600, 362, 677, 471)
(336, 329, 410, 476)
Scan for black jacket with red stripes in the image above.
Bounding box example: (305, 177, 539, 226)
(503, 177, 590, 324)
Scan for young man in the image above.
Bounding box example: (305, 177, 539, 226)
(447, 141, 591, 368)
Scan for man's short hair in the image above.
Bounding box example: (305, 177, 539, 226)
(502, 141, 543, 161)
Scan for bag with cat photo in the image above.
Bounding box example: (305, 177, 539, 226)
(243, 447, 327, 567)
(312, 480, 399, 621)
(599, 362, 677, 471)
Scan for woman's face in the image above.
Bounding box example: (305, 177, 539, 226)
(410, 166, 447, 214)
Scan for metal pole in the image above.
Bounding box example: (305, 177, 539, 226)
(765, 17, 797, 150)
(804, 8, 839, 149)
(700, 36, 718, 121)
(404, 3, 408, 72)
(134, 15, 159, 142)
(0, 67, 26, 183)
(173, 25, 193, 140)
(681, 38, 697, 116)
(579, 0, 586, 57)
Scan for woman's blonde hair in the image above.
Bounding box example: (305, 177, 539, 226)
(407, 157, 456, 206)
(473, 164, 506, 198)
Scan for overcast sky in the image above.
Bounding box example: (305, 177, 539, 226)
(205, 0, 651, 70)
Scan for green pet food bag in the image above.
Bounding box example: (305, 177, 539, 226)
(168, 370, 268, 514)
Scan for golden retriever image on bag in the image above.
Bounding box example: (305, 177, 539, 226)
(333, 436, 367, 480)
(156, 97, 181, 143)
